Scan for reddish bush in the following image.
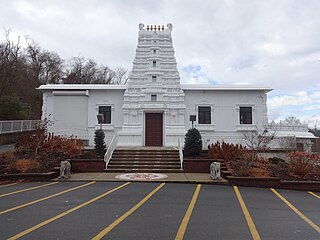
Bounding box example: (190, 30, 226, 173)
(9, 159, 41, 173)
(208, 141, 248, 162)
(208, 141, 274, 177)
(287, 152, 320, 180)
(16, 132, 84, 158)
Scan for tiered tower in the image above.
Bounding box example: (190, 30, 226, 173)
(117, 23, 186, 147)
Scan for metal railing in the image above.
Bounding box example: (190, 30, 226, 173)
(104, 134, 118, 169)
(178, 136, 184, 170)
(0, 120, 41, 134)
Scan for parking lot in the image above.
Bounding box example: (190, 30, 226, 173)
(0, 181, 319, 240)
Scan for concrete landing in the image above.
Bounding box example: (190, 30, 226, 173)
(54, 172, 228, 184)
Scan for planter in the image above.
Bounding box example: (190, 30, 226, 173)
(227, 176, 281, 188)
(0, 171, 59, 181)
(280, 180, 320, 191)
(183, 159, 223, 173)
(69, 159, 105, 172)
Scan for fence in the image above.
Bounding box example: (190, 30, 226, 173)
(0, 120, 41, 134)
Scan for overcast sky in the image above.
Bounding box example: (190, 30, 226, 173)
(1, 0, 320, 127)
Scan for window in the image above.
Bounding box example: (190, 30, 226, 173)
(239, 107, 252, 124)
(98, 106, 111, 124)
(152, 76, 157, 82)
(153, 61, 156, 67)
(153, 49, 156, 53)
(198, 106, 211, 124)
(151, 94, 157, 102)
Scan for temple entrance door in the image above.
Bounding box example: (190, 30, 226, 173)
(145, 113, 163, 146)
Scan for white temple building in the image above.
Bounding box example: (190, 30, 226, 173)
(38, 23, 316, 151)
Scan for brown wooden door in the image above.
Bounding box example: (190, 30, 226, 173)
(145, 113, 163, 146)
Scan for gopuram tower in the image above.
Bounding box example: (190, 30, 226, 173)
(117, 23, 186, 147)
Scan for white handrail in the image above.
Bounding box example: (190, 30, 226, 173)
(104, 134, 118, 169)
(178, 136, 184, 170)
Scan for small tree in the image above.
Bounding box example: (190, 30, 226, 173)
(184, 128, 202, 157)
(242, 128, 276, 156)
(0, 96, 31, 120)
(94, 129, 106, 158)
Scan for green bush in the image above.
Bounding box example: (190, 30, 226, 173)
(268, 157, 285, 165)
(94, 129, 106, 158)
(184, 128, 202, 157)
(0, 96, 31, 120)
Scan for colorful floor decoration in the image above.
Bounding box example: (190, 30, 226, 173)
(115, 173, 168, 181)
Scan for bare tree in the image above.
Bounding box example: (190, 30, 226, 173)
(0, 29, 24, 95)
(241, 127, 276, 155)
(64, 57, 125, 84)
(112, 66, 128, 84)
(26, 38, 64, 84)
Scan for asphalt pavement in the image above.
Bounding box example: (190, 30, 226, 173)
(0, 181, 319, 240)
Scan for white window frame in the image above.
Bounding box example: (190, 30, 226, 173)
(96, 104, 114, 125)
(236, 105, 257, 131)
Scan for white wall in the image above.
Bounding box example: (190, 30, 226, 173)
(42, 89, 125, 146)
(86, 89, 125, 145)
(184, 89, 269, 147)
(41, 87, 269, 148)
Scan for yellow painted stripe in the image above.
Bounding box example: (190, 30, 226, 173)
(0, 182, 58, 198)
(0, 181, 96, 215)
(0, 182, 18, 188)
(271, 188, 320, 233)
(175, 184, 201, 240)
(234, 186, 261, 240)
(92, 183, 165, 240)
(8, 182, 131, 240)
(308, 191, 320, 200)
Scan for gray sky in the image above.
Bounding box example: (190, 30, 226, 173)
(1, 0, 320, 127)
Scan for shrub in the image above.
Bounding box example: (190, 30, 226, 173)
(229, 153, 255, 177)
(94, 129, 106, 158)
(268, 157, 285, 165)
(184, 128, 202, 157)
(287, 152, 320, 180)
(208, 141, 247, 162)
(0, 151, 15, 174)
(269, 162, 289, 178)
(12, 159, 41, 173)
(16, 132, 84, 159)
(0, 96, 31, 120)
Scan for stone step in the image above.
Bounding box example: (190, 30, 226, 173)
(109, 149, 181, 172)
(108, 165, 181, 169)
(112, 155, 179, 158)
(113, 149, 179, 152)
(105, 169, 183, 173)
(109, 161, 180, 165)
(109, 159, 180, 162)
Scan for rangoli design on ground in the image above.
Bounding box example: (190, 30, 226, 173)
(115, 173, 168, 180)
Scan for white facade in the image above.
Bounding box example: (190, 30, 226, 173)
(39, 23, 276, 149)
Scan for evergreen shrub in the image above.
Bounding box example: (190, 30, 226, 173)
(184, 128, 202, 157)
(94, 129, 106, 158)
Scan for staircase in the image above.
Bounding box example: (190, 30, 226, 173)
(106, 148, 182, 173)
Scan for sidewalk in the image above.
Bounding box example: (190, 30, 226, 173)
(55, 172, 228, 184)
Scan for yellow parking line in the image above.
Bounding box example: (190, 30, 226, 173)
(271, 188, 320, 233)
(0, 182, 58, 198)
(92, 183, 165, 240)
(175, 184, 201, 240)
(308, 191, 320, 200)
(7, 182, 131, 240)
(0, 181, 96, 215)
(233, 186, 261, 240)
(0, 182, 18, 188)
